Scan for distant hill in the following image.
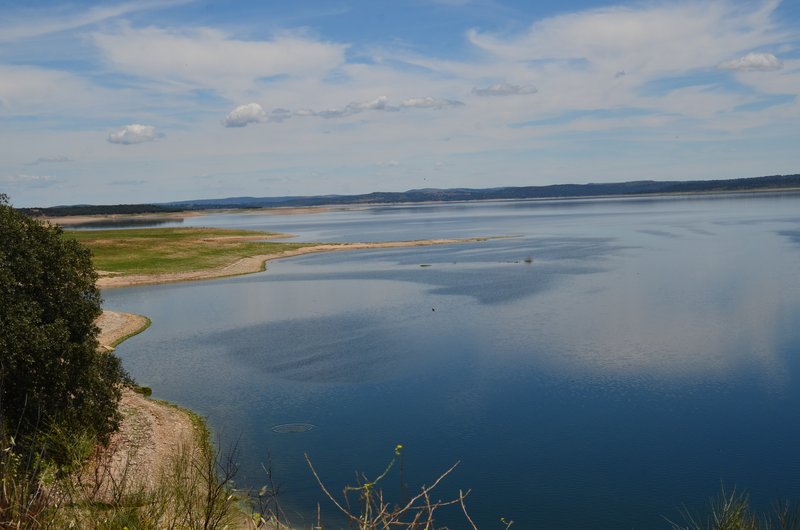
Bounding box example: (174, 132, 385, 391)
(20, 173, 800, 216)
(163, 173, 800, 209)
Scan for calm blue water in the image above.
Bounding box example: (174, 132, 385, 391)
(104, 194, 800, 529)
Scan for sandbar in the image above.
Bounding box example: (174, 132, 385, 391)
(95, 309, 151, 351)
(97, 237, 491, 289)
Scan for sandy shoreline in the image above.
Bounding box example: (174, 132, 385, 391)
(98, 237, 492, 289)
(93, 310, 288, 528)
(95, 310, 151, 351)
(92, 311, 198, 494)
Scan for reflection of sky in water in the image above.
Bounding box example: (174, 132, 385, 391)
(105, 193, 800, 529)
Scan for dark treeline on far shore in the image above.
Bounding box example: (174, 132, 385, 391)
(17, 172, 800, 216)
(18, 203, 184, 217)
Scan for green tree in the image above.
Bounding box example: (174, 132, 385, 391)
(0, 193, 125, 465)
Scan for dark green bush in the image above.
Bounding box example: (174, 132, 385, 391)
(0, 193, 126, 466)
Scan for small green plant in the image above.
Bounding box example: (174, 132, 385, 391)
(131, 385, 153, 397)
(1, 433, 53, 529)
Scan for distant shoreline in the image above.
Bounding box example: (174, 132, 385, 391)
(97, 237, 495, 289)
(25, 174, 800, 220)
(41, 205, 334, 227)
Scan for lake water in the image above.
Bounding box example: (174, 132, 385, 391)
(103, 194, 800, 529)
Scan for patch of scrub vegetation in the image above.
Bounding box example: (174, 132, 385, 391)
(668, 488, 800, 530)
(65, 227, 313, 275)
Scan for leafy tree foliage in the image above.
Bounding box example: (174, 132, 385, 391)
(0, 193, 125, 463)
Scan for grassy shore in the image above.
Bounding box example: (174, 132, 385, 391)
(65, 227, 311, 275)
(65, 226, 494, 289)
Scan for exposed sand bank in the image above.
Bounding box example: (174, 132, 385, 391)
(92, 311, 198, 494)
(95, 310, 150, 352)
(98, 237, 492, 289)
(92, 310, 286, 528)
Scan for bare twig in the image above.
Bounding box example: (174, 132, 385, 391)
(459, 489, 478, 530)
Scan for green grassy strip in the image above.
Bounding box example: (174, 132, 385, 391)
(65, 227, 312, 275)
(66, 227, 273, 240)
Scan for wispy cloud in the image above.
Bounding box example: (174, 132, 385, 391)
(0, 0, 194, 43)
(0, 64, 119, 116)
(0, 174, 61, 188)
(92, 25, 348, 100)
(718, 52, 783, 71)
(317, 96, 392, 118)
(267, 108, 294, 123)
(110, 179, 147, 186)
(225, 95, 463, 126)
(27, 155, 72, 165)
(399, 97, 463, 109)
(107, 124, 160, 144)
(472, 82, 538, 96)
(465, 2, 785, 74)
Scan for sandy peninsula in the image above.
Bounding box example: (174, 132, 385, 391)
(98, 237, 491, 289)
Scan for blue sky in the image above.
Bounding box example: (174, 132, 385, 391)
(1, 0, 798, 207)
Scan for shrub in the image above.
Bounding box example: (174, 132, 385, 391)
(0, 193, 126, 466)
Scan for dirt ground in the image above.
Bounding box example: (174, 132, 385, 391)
(93, 311, 199, 494)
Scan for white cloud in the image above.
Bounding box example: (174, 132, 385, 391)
(465, 2, 785, 75)
(0, 174, 60, 187)
(107, 124, 160, 144)
(718, 52, 783, 71)
(223, 103, 267, 127)
(1, 0, 797, 206)
(353, 96, 391, 111)
(472, 82, 538, 96)
(400, 96, 463, 109)
(376, 1, 791, 134)
(92, 25, 347, 99)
